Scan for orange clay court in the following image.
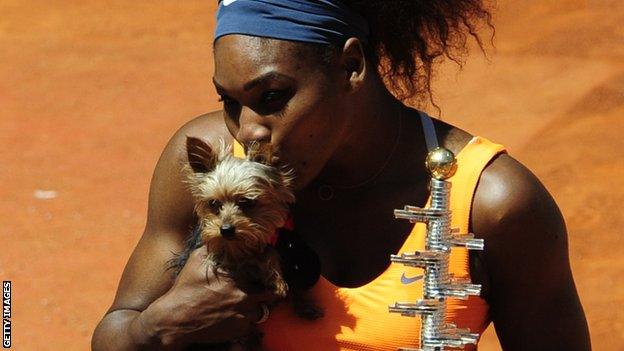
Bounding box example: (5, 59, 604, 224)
(1, 1, 622, 349)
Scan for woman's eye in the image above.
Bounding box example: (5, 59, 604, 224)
(261, 90, 289, 105)
(257, 89, 292, 116)
(218, 95, 239, 107)
(261, 89, 290, 109)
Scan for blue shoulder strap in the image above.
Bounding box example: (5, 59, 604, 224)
(419, 110, 438, 152)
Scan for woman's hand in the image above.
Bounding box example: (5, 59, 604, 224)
(138, 245, 279, 348)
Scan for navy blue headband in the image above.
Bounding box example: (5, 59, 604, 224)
(214, 0, 369, 45)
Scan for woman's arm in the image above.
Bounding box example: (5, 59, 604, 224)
(91, 112, 271, 350)
(472, 154, 591, 350)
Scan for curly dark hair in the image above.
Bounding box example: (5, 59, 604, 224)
(309, 0, 496, 112)
(219, 0, 495, 112)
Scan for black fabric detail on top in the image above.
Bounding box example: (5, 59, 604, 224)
(276, 227, 322, 290)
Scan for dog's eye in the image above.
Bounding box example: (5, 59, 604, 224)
(237, 197, 256, 210)
(208, 199, 222, 213)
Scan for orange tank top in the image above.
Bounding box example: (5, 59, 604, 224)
(233, 136, 506, 350)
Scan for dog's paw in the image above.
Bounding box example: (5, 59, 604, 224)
(273, 278, 288, 298)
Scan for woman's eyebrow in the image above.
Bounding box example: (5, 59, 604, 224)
(242, 72, 294, 91)
(212, 71, 294, 93)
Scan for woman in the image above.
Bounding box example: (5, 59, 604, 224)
(92, 0, 591, 350)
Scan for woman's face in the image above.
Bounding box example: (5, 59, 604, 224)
(213, 35, 353, 190)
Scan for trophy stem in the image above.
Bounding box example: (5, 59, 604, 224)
(390, 148, 484, 351)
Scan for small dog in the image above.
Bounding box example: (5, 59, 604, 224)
(169, 137, 321, 350)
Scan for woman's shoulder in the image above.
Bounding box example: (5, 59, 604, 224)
(169, 110, 232, 149)
(467, 134, 569, 303)
(144, 110, 232, 233)
(471, 145, 564, 246)
(432, 116, 568, 294)
(430, 117, 559, 238)
(154, 109, 232, 180)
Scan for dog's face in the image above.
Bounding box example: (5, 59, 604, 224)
(184, 137, 295, 261)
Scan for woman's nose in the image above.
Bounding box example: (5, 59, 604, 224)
(236, 107, 271, 144)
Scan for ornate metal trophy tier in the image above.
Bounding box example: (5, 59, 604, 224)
(389, 147, 484, 351)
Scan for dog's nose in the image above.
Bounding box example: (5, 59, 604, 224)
(220, 224, 236, 239)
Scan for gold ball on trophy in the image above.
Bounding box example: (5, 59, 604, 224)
(425, 147, 457, 180)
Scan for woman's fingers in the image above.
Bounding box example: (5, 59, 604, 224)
(187, 245, 209, 266)
(236, 290, 281, 325)
(249, 290, 281, 306)
(182, 245, 283, 326)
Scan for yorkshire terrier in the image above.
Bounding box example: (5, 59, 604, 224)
(169, 137, 322, 350)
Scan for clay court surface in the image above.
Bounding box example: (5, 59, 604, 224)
(1, 0, 622, 349)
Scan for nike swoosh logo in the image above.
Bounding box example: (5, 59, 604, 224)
(223, 0, 238, 5)
(401, 272, 424, 285)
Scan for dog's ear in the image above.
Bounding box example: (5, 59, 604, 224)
(279, 167, 296, 202)
(186, 137, 217, 173)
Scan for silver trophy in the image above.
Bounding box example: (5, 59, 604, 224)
(389, 147, 484, 351)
